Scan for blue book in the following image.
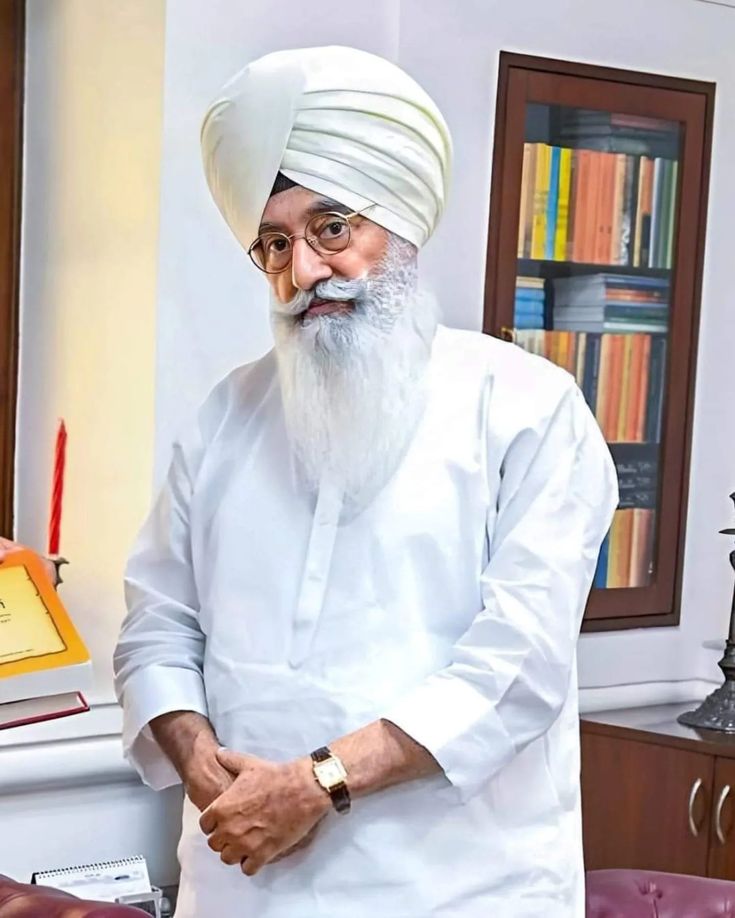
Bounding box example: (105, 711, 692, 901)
(582, 333, 602, 409)
(545, 146, 561, 260)
(514, 315, 545, 330)
(514, 302, 545, 314)
(593, 533, 610, 588)
(515, 292, 545, 303)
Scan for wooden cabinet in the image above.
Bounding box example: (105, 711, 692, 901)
(581, 703, 735, 878)
(484, 54, 715, 630)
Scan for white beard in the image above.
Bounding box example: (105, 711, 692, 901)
(270, 235, 438, 518)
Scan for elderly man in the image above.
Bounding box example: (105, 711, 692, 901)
(113, 46, 617, 917)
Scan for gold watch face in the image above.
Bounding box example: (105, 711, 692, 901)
(314, 756, 347, 790)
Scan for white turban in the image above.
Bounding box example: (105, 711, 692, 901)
(200, 46, 452, 251)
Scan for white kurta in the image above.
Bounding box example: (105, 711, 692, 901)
(114, 325, 618, 918)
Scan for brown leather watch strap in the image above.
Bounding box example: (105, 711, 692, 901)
(329, 781, 351, 814)
(310, 746, 352, 814)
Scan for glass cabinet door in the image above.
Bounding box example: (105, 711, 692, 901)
(485, 57, 714, 629)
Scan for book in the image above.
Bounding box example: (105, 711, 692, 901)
(554, 147, 573, 261)
(531, 144, 551, 259)
(545, 146, 561, 260)
(593, 533, 610, 589)
(0, 691, 89, 730)
(0, 550, 92, 723)
(517, 143, 532, 258)
(32, 855, 153, 904)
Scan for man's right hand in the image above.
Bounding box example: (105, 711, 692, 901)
(183, 745, 235, 812)
(149, 710, 235, 812)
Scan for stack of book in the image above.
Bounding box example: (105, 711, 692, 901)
(513, 329, 667, 444)
(517, 141, 679, 268)
(552, 273, 669, 334)
(514, 276, 545, 329)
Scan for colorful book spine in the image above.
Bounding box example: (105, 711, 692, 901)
(545, 146, 561, 260)
(531, 144, 551, 260)
(554, 147, 573, 261)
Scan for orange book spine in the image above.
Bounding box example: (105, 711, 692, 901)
(629, 509, 652, 587)
(610, 153, 627, 265)
(572, 151, 590, 263)
(624, 334, 646, 442)
(594, 153, 615, 264)
(585, 152, 603, 264)
(634, 335, 653, 442)
(616, 334, 635, 442)
(549, 331, 561, 367)
(595, 334, 612, 431)
(616, 509, 635, 587)
(561, 331, 572, 372)
(604, 335, 625, 440)
(517, 143, 532, 258)
(566, 150, 580, 261)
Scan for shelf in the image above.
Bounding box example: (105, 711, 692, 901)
(517, 258, 672, 280)
(485, 53, 714, 629)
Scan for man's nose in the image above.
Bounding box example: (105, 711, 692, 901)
(290, 237, 333, 291)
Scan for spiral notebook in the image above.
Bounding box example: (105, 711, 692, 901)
(31, 855, 151, 902)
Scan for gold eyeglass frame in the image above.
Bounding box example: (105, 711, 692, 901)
(247, 207, 373, 274)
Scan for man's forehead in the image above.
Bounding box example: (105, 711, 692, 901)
(259, 189, 351, 233)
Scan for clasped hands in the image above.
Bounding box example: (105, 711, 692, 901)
(196, 749, 332, 877)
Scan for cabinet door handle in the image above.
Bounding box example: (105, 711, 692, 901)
(716, 784, 731, 845)
(688, 778, 704, 837)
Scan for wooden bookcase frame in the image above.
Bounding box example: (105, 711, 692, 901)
(484, 53, 715, 631)
(0, 0, 24, 539)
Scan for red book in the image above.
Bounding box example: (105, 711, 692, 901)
(572, 151, 591, 263)
(594, 153, 616, 265)
(585, 152, 603, 264)
(624, 334, 646, 442)
(0, 692, 89, 731)
(604, 335, 625, 440)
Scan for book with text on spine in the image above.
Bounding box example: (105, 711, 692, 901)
(0, 549, 92, 729)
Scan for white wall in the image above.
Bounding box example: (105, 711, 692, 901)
(1, 0, 182, 885)
(154, 0, 735, 708)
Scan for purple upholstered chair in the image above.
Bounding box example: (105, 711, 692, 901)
(0, 874, 144, 917)
(586, 869, 735, 917)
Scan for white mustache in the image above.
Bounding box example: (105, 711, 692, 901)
(273, 276, 369, 317)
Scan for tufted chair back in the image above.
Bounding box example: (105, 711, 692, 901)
(586, 869, 735, 917)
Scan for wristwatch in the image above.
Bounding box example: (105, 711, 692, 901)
(310, 746, 351, 814)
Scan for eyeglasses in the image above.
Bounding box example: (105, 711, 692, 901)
(247, 209, 370, 275)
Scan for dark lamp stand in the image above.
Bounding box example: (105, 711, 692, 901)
(679, 493, 735, 732)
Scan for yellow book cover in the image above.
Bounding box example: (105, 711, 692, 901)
(616, 334, 635, 442)
(530, 144, 550, 260)
(0, 550, 91, 705)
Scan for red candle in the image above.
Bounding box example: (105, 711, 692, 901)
(48, 420, 67, 556)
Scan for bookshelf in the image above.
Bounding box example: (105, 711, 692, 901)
(484, 54, 715, 631)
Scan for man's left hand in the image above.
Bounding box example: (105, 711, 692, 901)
(199, 749, 331, 876)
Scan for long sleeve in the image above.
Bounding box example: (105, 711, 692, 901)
(113, 428, 209, 791)
(383, 383, 618, 802)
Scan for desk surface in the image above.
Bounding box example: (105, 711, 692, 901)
(582, 701, 735, 758)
